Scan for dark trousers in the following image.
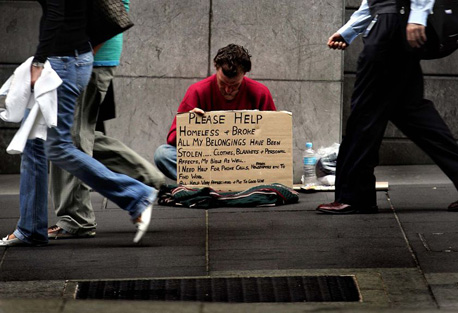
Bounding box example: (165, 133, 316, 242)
(335, 13, 458, 207)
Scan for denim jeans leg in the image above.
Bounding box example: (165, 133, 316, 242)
(14, 138, 48, 245)
(153, 144, 177, 180)
(45, 52, 155, 219)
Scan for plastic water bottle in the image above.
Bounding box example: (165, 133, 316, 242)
(302, 142, 317, 186)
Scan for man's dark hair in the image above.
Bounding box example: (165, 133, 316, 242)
(213, 44, 252, 78)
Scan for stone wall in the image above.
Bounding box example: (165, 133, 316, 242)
(107, 0, 343, 183)
(3, 0, 455, 181)
(0, 1, 41, 173)
(0, 0, 344, 182)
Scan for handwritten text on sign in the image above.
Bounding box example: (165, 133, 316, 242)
(176, 110, 293, 191)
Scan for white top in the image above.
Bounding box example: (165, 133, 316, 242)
(339, 0, 435, 44)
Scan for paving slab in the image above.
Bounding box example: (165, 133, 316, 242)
(0, 299, 63, 313)
(374, 165, 452, 187)
(207, 268, 437, 310)
(389, 185, 458, 274)
(0, 281, 65, 299)
(425, 273, 458, 310)
(0, 196, 20, 218)
(0, 166, 457, 311)
(0, 175, 20, 196)
(1, 205, 207, 281)
(208, 192, 414, 273)
(64, 300, 202, 313)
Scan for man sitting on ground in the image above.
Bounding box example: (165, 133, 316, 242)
(154, 44, 277, 180)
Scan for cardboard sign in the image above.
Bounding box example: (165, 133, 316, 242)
(176, 110, 293, 191)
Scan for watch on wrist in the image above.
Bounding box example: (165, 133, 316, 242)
(32, 61, 45, 68)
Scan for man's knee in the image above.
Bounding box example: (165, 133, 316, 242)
(154, 144, 177, 180)
(154, 144, 174, 165)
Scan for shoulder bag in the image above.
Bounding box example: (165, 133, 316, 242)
(88, 0, 134, 47)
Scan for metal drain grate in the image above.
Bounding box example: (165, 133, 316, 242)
(75, 275, 360, 302)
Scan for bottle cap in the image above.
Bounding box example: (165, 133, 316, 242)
(305, 142, 312, 148)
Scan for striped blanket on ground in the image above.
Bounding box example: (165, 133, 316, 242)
(157, 183, 299, 209)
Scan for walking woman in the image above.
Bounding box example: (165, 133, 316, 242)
(1, 0, 155, 246)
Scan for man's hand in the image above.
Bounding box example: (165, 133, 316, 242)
(190, 108, 205, 115)
(30, 66, 43, 90)
(407, 23, 427, 48)
(327, 33, 348, 50)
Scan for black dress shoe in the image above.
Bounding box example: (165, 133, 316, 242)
(316, 202, 378, 214)
(448, 200, 458, 212)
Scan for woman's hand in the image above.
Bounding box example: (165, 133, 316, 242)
(31, 65, 43, 90)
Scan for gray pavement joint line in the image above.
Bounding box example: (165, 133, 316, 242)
(210, 208, 314, 215)
(206, 0, 213, 77)
(418, 233, 432, 251)
(101, 197, 108, 210)
(375, 271, 394, 306)
(63, 281, 79, 300)
(0, 247, 7, 270)
(58, 299, 67, 313)
(386, 192, 440, 309)
(206, 209, 210, 276)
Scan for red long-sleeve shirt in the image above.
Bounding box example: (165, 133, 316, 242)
(167, 74, 276, 146)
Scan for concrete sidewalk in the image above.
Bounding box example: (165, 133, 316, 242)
(0, 165, 457, 312)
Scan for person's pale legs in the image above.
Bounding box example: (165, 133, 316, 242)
(92, 132, 165, 188)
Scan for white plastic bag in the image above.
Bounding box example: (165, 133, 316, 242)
(315, 143, 340, 186)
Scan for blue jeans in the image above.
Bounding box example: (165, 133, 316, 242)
(15, 137, 49, 245)
(14, 52, 156, 245)
(154, 144, 177, 180)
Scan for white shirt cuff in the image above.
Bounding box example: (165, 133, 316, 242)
(339, 26, 360, 45)
(408, 10, 429, 26)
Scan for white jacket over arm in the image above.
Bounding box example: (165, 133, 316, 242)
(0, 57, 62, 154)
